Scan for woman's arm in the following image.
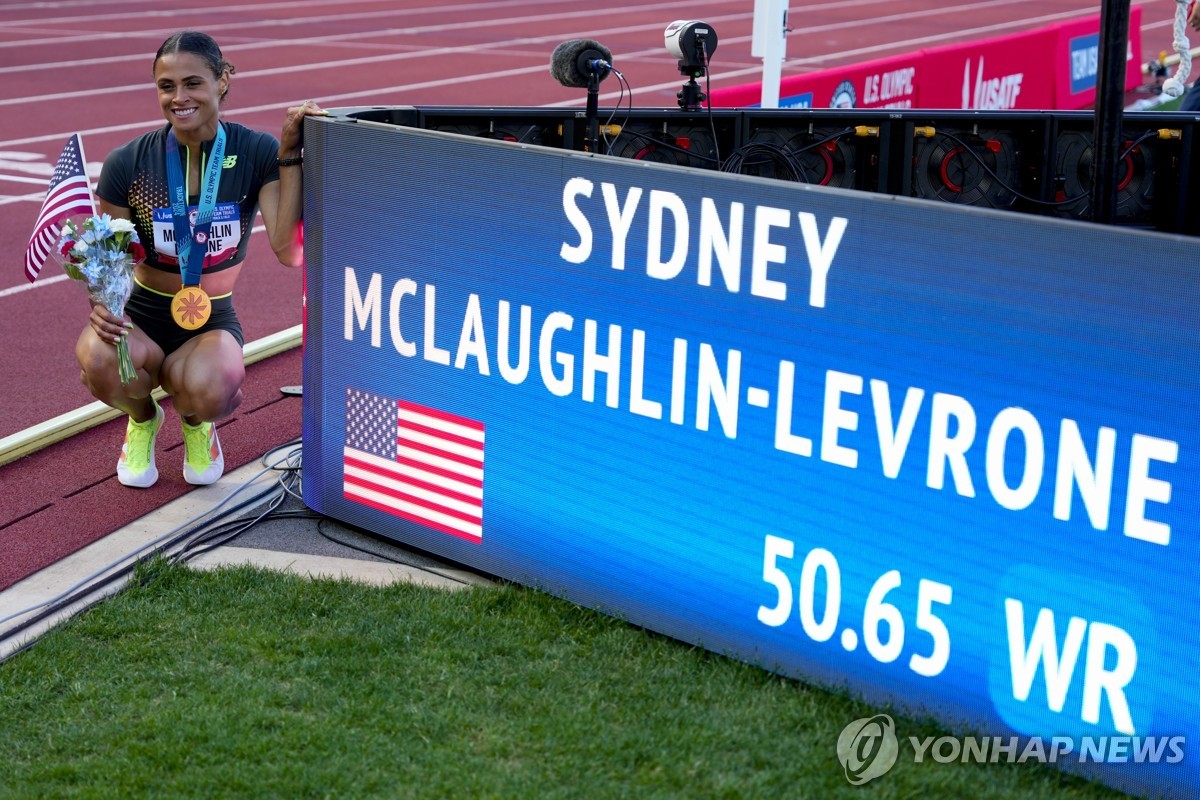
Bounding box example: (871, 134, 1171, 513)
(258, 179, 298, 268)
(261, 100, 326, 268)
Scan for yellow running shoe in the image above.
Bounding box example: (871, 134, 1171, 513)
(182, 419, 225, 485)
(116, 399, 163, 488)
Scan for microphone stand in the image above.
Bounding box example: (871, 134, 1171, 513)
(586, 71, 601, 153)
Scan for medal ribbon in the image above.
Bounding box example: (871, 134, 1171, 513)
(165, 124, 226, 287)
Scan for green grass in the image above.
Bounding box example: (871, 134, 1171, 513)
(0, 561, 1134, 799)
(1150, 95, 1184, 112)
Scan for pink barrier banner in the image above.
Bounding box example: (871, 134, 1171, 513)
(918, 26, 1059, 109)
(711, 6, 1144, 111)
(714, 51, 928, 110)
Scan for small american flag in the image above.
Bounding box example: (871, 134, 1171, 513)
(343, 388, 484, 542)
(24, 133, 95, 282)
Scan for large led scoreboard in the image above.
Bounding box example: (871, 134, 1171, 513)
(300, 109, 1199, 799)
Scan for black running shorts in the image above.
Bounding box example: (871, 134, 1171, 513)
(125, 280, 244, 357)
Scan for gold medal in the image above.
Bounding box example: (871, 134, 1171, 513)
(171, 286, 212, 330)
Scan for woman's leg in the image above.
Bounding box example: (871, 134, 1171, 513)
(159, 329, 245, 423)
(160, 329, 243, 485)
(77, 324, 167, 486)
(75, 324, 164, 420)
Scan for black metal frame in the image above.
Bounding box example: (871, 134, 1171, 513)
(340, 105, 1200, 235)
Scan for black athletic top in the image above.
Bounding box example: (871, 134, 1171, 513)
(96, 122, 280, 273)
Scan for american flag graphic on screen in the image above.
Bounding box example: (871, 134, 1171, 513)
(343, 388, 484, 542)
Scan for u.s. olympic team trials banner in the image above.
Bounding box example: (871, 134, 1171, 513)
(709, 6, 1143, 111)
(301, 115, 1198, 799)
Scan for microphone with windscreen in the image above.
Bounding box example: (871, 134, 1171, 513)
(550, 39, 614, 88)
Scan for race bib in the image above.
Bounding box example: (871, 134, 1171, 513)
(151, 202, 241, 264)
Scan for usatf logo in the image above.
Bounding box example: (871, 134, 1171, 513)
(961, 57, 1023, 109)
(222, 155, 238, 169)
(837, 714, 899, 785)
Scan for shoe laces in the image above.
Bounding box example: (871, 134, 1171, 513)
(124, 416, 157, 471)
(183, 422, 213, 467)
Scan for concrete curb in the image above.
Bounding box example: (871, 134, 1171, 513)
(0, 449, 492, 663)
(0, 325, 302, 467)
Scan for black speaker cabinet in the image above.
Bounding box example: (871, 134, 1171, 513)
(1049, 123, 1180, 228)
(341, 106, 1200, 235)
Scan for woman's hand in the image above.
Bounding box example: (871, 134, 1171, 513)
(279, 99, 328, 159)
(90, 302, 130, 346)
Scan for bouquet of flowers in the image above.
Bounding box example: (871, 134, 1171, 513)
(58, 214, 146, 384)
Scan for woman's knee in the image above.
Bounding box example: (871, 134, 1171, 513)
(163, 332, 245, 419)
(75, 335, 118, 392)
(77, 329, 160, 396)
(179, 364, 244, 419)
(184, 385, 243, 421)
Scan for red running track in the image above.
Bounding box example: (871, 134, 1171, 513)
(0, 0, 1180, 589)
(0, 349, 303, 591)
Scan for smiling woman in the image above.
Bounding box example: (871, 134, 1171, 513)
(75, 30, 327, 490)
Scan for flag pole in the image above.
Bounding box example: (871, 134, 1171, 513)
(76, 134, 98, 215)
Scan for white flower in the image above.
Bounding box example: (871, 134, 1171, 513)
(109, 218, 136, 234)
(72, 240, 88, 256)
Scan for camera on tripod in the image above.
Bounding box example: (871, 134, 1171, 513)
(665, 20, 719, 110)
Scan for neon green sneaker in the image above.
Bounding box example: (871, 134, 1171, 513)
(182, 419, 225, 485)
(116, 400, 163, 488)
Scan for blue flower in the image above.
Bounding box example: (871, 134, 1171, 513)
(90, 213, 114, 240)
